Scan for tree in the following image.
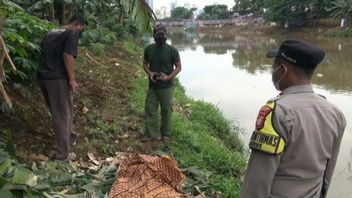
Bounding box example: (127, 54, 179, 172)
(233, 0, 340, 26)
(233, 0, 265, 15)
(171, 7, 193, 20)
(327, 0, 352, 26)
(0, 0, 156, 107)
(4, 0, 156, 33)
(310, 0, 332, 18)
(198, 4, 230, 20)
(262, 0, 312, 26)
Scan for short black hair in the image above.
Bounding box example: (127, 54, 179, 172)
(68, 15, 88, 25)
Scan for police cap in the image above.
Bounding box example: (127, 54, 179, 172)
(266, 39, 325, 71)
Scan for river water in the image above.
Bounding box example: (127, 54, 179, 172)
(168, 28, 352, 197)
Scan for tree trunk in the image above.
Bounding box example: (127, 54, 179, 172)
(51, 3, 55, 22)
(117, 2, 125, 25)
(82, 0, 85, 15)
(62, 3, 66, 24)
(54, 0, 64, 25)
(0, 15, 3, 34)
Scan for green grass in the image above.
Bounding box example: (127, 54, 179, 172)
(128, 41, 246, 197)
(324, 27, 352, 37)
(123, 37, 143, 55)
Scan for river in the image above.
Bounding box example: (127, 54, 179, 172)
(169, 28, 352, 197)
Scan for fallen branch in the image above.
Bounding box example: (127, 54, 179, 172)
(85, 52, 109, 68)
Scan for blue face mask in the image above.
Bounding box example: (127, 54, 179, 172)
(271, 65, 287, 91)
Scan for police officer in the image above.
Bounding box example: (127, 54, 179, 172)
(240, 40, 346, 198)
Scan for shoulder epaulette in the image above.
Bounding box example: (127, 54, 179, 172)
(267, 95, 281, 103)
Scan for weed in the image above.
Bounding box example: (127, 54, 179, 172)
(81, 28, 117, 46)
(123, 39, 143, 55)
(89, 116, 123, 139)
(91, 43, 106, 56)
(99, 144, 116, 156)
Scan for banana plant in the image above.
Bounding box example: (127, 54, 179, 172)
(327, 0, 352, 26)
(120, 0, 156, 34)
(28, 0, 55, 21)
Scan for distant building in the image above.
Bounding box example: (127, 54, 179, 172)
(170, 0, 178, 11)
(155, 6, 169, 19)
(170, 3, 176, 11)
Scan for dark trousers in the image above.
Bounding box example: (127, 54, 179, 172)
(144, 87, 173, 138)
(39, 79, 76, 160)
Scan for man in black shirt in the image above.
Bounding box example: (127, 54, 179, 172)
(38, 16, 86, 161)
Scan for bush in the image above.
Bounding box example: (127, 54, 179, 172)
(91, 43, 106, 55)
(81, 28, 117, 46)
(2, 6, 56, 83)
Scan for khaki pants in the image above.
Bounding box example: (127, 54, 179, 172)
(39, 79, 76, 160)
(144, 87, 173, 138)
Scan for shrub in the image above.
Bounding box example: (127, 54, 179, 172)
(91, 43, 106, 55)
(81, 28, 117, 46)
(2, 6, 56, 83)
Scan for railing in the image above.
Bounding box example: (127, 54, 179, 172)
(157, 18, 264, 27)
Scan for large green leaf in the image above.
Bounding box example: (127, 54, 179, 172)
(0, 189, 13, 198)
(2, 0, 24, 11)
(120, 0, 156, 34)
(0, 159, 11, 177)
(11, 167, 37, 186)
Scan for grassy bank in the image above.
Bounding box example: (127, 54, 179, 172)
(324, 27, 352, 37)
(0, 36, 246, 197)
(127, 40, 246, 197)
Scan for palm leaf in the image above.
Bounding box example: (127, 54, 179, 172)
(120, 0, 156, 34)
(2, 0, 24, 11)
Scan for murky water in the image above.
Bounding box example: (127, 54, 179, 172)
(169, 28, 352, 197)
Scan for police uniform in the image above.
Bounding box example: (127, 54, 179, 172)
(240, 40, 346, 198)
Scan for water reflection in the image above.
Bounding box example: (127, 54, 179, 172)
(169, 29, 352, 92)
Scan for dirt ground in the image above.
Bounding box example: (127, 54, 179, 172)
(0, 41, 165, 163)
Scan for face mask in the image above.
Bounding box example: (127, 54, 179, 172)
(271, 65, 287, 91)
(154, 33, 166, 47)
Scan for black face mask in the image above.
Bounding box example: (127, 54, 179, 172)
(79, 31, 83, 38)
(154, 33, 167, 47)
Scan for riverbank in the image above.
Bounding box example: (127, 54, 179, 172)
(128, 40, 246, 197)
(0, 38, 246, 196)
(189, 20, 348, 38)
